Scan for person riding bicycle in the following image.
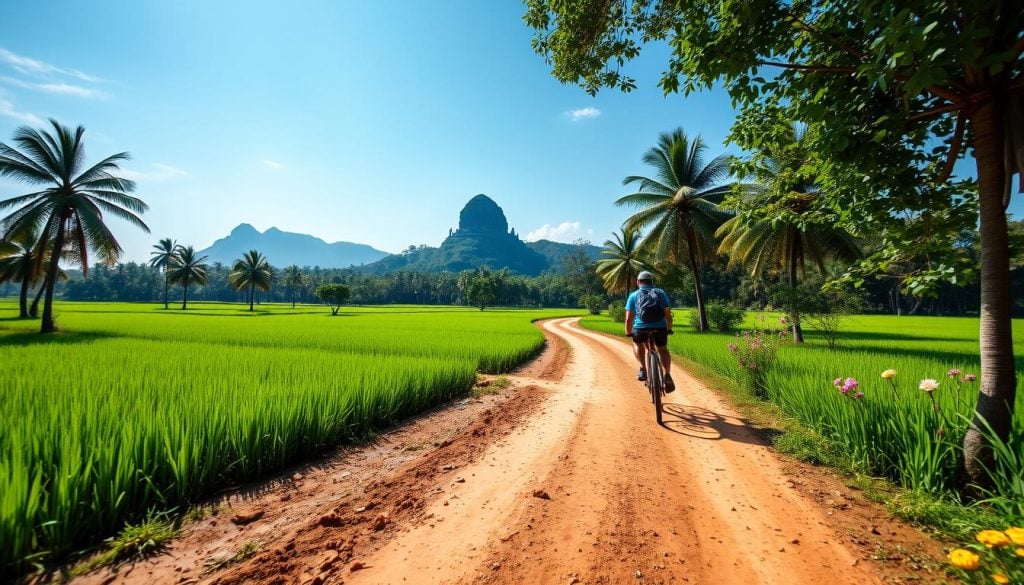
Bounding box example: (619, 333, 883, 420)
(624, 270, 675, 392)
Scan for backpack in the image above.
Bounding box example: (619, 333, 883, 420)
(635, 288, 664, 323)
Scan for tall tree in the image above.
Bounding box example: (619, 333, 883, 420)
(0, 227, 45, 317)
(229, 250, 273, 312)
(616, 129, 734, 331)
(0, 119, 149, 332)
(149, 238, 180, 310)
(595, 227, 647, 300)
(525, 0, 1022, 482)
(283, 265, 306, 308)
(167, 246, 208, 310)
(718, 126, 862, 341)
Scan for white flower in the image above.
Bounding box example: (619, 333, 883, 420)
(919, 379, 939, 393)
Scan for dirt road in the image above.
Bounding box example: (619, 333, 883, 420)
(73, 317, 945, 585)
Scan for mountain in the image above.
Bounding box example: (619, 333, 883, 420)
(198, 224, 389, 268)
(359, 194, 601, 275)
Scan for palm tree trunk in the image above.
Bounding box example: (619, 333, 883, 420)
(685, 231, 708, 331)
(963, 98, 1017, 484)
(40, 217, 67, 333)
(789, 236, 804, 343)
(18, 278, 30, 318)
(249, 283, 255, 311)
(163, 272, 170, 309)
(30, 282, 44, 317)
(182, 284, 188, 310)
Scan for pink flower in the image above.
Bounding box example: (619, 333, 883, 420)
(947, 368, 962, 377)
(839, 386, 850, 395)
(842, 378, 859, 392)
(728, 343, 738, 353)
(853, 392, 864, 399)
(964, 373, 977, 382)
(833, 378, 843, 387)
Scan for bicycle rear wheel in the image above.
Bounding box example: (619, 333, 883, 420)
(647, 348, 663, 424)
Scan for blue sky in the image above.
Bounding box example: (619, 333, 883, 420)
(0, 2, 1016, 264)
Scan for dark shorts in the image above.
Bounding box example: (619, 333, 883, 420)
(632, 328, 668, 347)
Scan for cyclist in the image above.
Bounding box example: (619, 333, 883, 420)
(624, 270, 675, 392)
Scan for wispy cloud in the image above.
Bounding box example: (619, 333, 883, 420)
(564, 107, 600, 122)
(120, 163, 188, 182)
(0, 97, 44, 125)
(525, 221, 584, 243)
(261, 159, 284, 170)
(0, 48, 101, 83)
(0, 76, 105, 99)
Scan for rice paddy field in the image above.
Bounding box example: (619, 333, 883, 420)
(0, 301, 583, 572)
(583, 313, 1024, 520)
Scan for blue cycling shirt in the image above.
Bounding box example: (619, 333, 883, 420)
(625, 285, 671, 329)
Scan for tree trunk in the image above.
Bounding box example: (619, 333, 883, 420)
(685, 231, 708, 331)
(40, 217, 67, 333)
(182, 284, 189, 310)
(29, 282, 44, 317)
(963, 98, 1017, 484)
(163, 273, 170, 309)
(18, 278, 30, 318)
(789, 235, 804, 343)
(249, 283, 254, 312)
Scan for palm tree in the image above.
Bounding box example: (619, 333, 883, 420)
(167, 246, 208, 310)
(0, 227, 45, 317)
(0, 119, 149, 333)
(229, 250, 272, 312)
(595, 227, 647, 300)
(616, 128, 734, 331)
(283, 265, 306, 308)
(717, 126, 861, 342)
(149, 238, 180, 310)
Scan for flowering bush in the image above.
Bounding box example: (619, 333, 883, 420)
(947, 527, 1024, 584)
(728, 325, 785, 398)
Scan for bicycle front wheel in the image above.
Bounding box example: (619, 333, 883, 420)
(647, 349, 663, 424)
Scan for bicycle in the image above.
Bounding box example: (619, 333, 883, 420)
(632, 329, 669, 424)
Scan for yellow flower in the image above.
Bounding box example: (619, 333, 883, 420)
(977, 530, 1010, 547)
(991, 574, 1008, 584)
(948, 548, 980, 570)
(1005, 527, 1024, 545)
(1015, 547, 1024, 557)
(881, 369, 897, 379)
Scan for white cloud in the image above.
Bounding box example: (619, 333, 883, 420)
(525, 221, 584, 243)
(564, 107, 600, 122)
(0, 76, 105, 99)
(261, 159, 284, 170)
(120, 163, 187, 182)
(0, 48, 100, 82)
(0, 97, 43, 125)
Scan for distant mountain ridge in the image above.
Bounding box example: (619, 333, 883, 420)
(198, 224, 389, 268)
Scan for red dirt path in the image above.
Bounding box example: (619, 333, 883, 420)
(68, 318, 951, 585)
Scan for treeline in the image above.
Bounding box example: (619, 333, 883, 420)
(3, 235, 1017, 316)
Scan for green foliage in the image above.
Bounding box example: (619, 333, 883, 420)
(460, 268, 498, 310)
(580, 294, 604, 315)
(314, 283, 350, 315)
(0, 301, 582, 572)
(607, 302, 626, 323)
(80, 514, 177, 573)
(595, 227, 646, 297)
(166, 246, 209, 310)
(703, 300, 746, 332)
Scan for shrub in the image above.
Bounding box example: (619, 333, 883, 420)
(581, 294, 604, 315)
(728, 326, 786, 398)
(706, 300, 745, 332)
(607, 302, 626, 323)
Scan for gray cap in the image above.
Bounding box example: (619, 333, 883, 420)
(637, 270, 654, 282)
